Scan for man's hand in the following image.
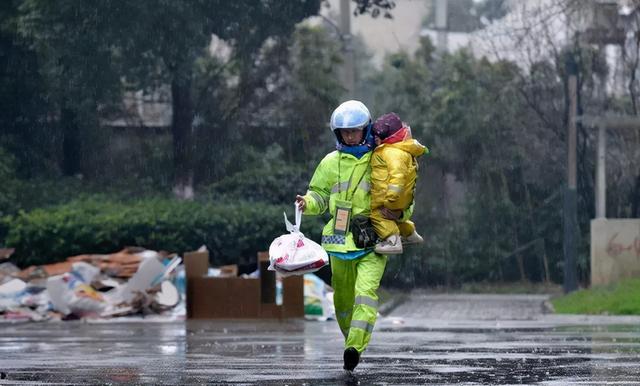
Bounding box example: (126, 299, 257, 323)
(380, 207, 401, 220)
(295, 195, 306, 212)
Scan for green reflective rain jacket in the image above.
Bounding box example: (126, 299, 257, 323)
(302, 150, 372, 254)
(303, 149, 414, 254)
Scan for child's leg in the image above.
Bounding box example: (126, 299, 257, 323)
(397, 220, 416, 238)
(372, 208, 403, 254)
(370, 207, 400, 240)
(398, 220, 424, 244)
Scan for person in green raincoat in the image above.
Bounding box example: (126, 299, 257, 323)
(295, 100, 409, 371)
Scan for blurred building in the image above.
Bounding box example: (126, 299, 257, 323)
(314, 0, 431, 68)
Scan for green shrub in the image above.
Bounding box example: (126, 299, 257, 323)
(13, 177, 171, 213)
(4, 198, 323, 267)
(201, 163, 312, 204)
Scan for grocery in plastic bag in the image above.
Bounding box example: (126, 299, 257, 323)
(268, 204, 328, 277)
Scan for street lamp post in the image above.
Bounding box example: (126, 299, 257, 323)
(574, 1, 638, 288)
(563, 0, 626, 293)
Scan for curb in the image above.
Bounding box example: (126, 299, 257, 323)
(378, 293, 408, 316)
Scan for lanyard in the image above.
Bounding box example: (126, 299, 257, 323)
(337, 155, 367, 201)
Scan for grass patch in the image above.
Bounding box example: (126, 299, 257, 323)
(551, 277, 640, 315)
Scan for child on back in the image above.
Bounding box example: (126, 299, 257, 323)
(370, 112, 428, 255)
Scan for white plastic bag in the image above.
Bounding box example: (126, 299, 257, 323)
(268, 204, 328, 277)
(47, 273, 106, 316)
(71, 261, 101, 283)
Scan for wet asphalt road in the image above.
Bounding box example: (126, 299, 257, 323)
(1, 294, 640, 385)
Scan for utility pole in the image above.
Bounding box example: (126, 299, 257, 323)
(564, 60, 579, 293)
(435, 0, 448, 52)
(340, 0, 355, 97)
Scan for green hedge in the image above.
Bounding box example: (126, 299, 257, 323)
(201, 164, 312, 204)
(4, 198, 323, 267)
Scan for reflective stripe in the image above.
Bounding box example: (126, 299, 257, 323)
(331, 180, 369, 194)
(355, 295, 378, 309)
(388, 184, 403, 193)
(322, 235, 346, 245)
(308, 191, 326, 210)
(331, 181, 350, 194)
(350, 319, 374, 333)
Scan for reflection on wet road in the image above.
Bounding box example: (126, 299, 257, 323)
(1, 295, 639, 384)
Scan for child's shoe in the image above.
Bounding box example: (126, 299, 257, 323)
(374, 234, 403, 255)
(402, 230, 424, 244)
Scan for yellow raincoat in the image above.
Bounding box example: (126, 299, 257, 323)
(370, 130, 428, 239)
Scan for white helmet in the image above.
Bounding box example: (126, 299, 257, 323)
(330, 100, 371, 132)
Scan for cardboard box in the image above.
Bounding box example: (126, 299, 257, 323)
(184, 251, 209, 279)
(184, 250, 303, 319)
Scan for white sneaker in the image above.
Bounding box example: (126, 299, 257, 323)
(402, 230, 424, 244)
(375, 234, 403, 255)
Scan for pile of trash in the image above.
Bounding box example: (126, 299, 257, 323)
(0, 246, 336, 323)
(0, 248, 184, 322)
(302, 273, 334, 321)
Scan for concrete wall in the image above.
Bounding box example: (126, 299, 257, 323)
(591, 218, 640, 286)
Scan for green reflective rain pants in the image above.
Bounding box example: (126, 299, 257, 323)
(330, 251, 387, 354)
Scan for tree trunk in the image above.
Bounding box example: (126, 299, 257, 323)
(632, 174, 640, 218)
(61, 107, 81, 177)
(171, 73, 194, 200)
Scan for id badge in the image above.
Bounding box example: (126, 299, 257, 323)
(333, 200, 352, 235)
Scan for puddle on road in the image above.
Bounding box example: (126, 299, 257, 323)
(2, 322, 640, 384)
(275, 355, 640, 385)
